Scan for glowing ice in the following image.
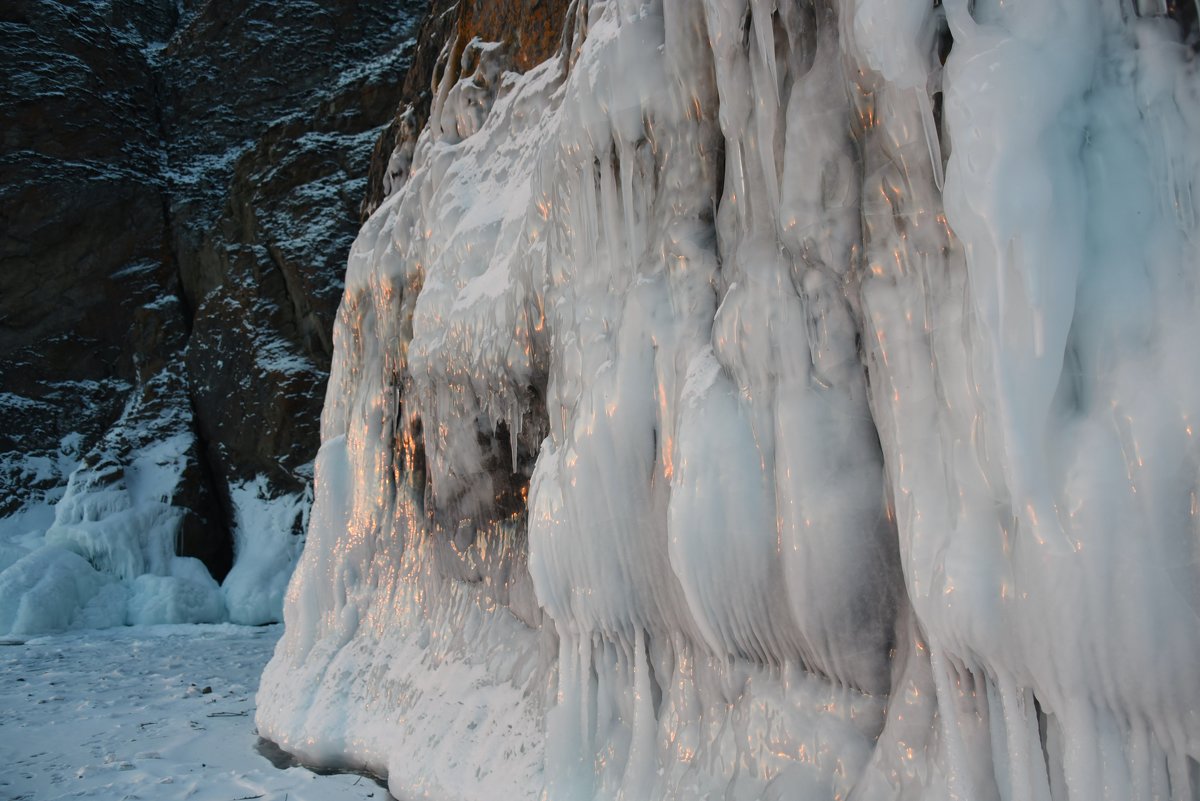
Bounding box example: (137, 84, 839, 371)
(259, 1, 1200, 799)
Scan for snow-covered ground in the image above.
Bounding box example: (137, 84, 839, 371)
(0, 623, 390, 801)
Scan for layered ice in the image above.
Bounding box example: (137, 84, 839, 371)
(259, 1, 1200, 799)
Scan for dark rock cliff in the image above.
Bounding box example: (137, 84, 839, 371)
(0, 0, 423, 581)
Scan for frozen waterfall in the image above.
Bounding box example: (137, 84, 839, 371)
(256, 1, 1200, 799)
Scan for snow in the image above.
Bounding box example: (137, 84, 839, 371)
(0, 623, 392, 801)
(163, 140, 256, 187)
(258, 0, 1200, 799)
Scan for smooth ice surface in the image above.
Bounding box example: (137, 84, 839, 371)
(0, 623, 392, 801)
(260, 1, 1200, 799)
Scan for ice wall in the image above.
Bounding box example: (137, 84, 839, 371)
(257, 1, 1200, 799)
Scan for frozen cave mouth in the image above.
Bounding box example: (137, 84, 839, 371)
(257, 2, 1200, 800)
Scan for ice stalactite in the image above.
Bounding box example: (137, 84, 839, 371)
(257, 1, 1200, 799)
(848, 1, 1200, 799)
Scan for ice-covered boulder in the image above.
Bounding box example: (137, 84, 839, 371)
(0, 546, 121, 637)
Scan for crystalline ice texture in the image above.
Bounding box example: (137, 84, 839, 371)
(257, 2, 1200, 799)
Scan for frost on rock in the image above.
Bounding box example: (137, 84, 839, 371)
(258, 1, 1200, 800)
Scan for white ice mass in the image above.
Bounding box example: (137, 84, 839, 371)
(0, 432, 307, 633)
(244, 0, 1200, 798)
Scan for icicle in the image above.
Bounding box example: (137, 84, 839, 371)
(619, 138, 639, 278)
(509, 394, 520, 471)
(749, 0, 778, 105)
(618, 628, 656, 799)
(749, 0, 780, 217)
(598, 140, 625, 283)
(917, 87, 944, 192)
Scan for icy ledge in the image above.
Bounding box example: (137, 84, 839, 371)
(258, 1, 1200, 799)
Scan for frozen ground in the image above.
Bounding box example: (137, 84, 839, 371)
(0, 623, 390, 801)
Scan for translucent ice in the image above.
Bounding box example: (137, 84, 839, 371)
(259, 1, 1200, 799)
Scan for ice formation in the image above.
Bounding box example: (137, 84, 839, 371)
(258, 1, 1200, 799)
(221, 476, 311, 625)
(0, 430, 306, 634)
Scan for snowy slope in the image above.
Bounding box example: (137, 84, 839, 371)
(259, 1, 1200, 800)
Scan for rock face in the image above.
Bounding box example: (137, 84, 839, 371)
(0, 0, 423, 610)
(0, 0, 215, 569)
(160, 0, 425, 525)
